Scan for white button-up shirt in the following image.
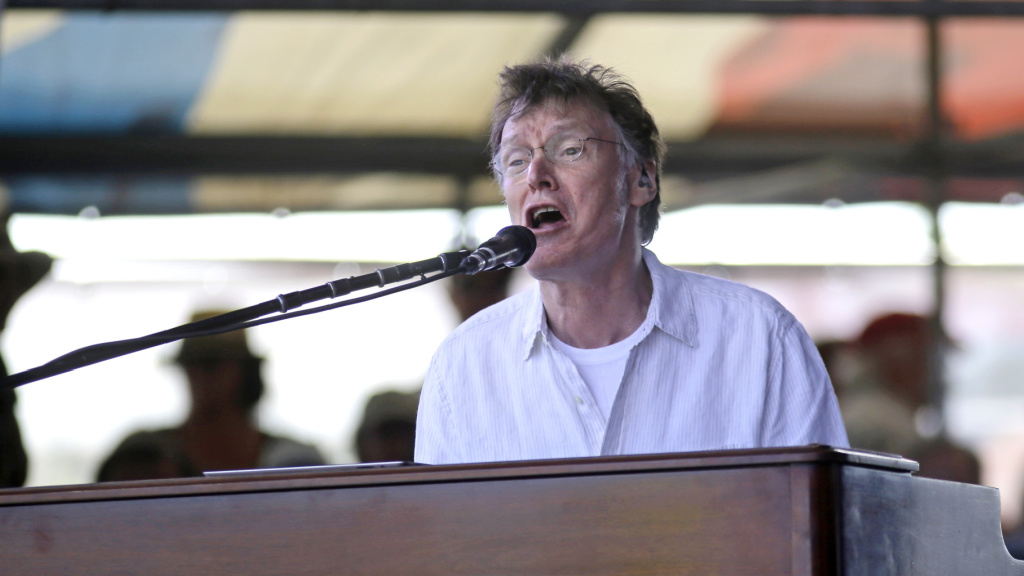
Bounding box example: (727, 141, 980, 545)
(415, 249, 849, 465)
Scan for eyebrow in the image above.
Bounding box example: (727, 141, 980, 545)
(502, 122, 592, 147)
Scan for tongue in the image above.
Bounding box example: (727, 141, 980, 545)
(534, 211, 564, 228)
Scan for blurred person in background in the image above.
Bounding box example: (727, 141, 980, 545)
(0, 214, 52, 488)
(815, 339, 857, 399)
(353, 389, 419, 463)
(97, 311, 324, 481)
(1002, 479, 1024, 560)
(840, 312, 980, 484)
(448, 265, 515, 324)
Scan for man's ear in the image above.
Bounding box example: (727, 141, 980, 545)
(638, 164, 652, 188)
(630, 161, 658, 207)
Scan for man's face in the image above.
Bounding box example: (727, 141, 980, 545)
(499, 98, 647, 281)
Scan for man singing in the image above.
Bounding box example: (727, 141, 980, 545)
(415, 57, 848, 464)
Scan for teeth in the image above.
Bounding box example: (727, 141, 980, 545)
(531, 207, 559, 222)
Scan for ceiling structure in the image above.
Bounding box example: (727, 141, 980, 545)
(1, 1, 1024, 217)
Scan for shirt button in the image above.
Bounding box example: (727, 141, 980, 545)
(575, 395, 584, 405)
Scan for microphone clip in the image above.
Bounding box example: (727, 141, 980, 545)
(461, 225, 536, 275)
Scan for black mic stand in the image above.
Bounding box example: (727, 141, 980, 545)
(2, 250, 470, 391)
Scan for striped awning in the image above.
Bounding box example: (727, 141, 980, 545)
(2, 6, 1024, 215)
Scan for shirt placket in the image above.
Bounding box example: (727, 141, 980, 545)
(550, 348, 606, 456)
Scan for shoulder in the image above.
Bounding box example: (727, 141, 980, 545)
(655, 257, 796, 328)
(689, 269, 789, 312)
(425, 286, 539, 393)
(114, 427, 178, 450)
(103, 428, 183, 464)
(443, 286, 536, 348)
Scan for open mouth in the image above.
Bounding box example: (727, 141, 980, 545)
(529, 206, 565, 229)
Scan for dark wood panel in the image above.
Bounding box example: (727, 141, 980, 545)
(1, 447, 1015, 576)
(2, 466, 795, 576)
(838, 464, 1023, 576)
(0, 445, 911, 506)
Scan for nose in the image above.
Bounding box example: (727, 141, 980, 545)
(525, 150, 557, 190)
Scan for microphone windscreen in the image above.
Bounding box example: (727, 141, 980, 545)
(497, 225, 536, 268)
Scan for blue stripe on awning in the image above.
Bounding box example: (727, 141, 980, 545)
(0, 13, 228, 134)
(5, 176, 192, 215)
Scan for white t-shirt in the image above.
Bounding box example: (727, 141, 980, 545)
(549, 326, 647, 421)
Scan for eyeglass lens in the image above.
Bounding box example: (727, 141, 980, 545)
(497, 135, 588, 177)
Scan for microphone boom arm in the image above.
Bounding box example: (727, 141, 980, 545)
(1, 225, 536, 390)
(2, 250, 470, 390)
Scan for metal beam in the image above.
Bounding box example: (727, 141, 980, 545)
(543, 15, 591, 60)
(7, 0, 1024, 16)
(2, 134, 1018, 179)
(0, 135, 490, 177)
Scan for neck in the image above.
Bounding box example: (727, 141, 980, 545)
(184, 404, 256, 432)
(540, 249, 652, 349)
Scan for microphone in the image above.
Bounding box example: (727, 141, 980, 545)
(461, 225, 536, 275)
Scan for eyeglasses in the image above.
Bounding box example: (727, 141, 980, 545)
(495, 135, 624, 179)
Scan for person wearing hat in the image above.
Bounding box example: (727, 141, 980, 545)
(839, 312, 979, 483)
(1, 213, 53, 488)
(97, 311, 324, 481)
(353, 389, 420, 463)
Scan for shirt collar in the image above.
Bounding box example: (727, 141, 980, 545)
(518, 248, 699, 360)
(520, 284, 547, 360)
(642, 248, 698, 348)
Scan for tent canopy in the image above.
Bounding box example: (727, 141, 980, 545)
(2, 1, 1024, 215)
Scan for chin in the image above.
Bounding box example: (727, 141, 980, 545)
(522, 261, 546, 280)
(523, 251, 568, 281)
(523, 255, 553, 279)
